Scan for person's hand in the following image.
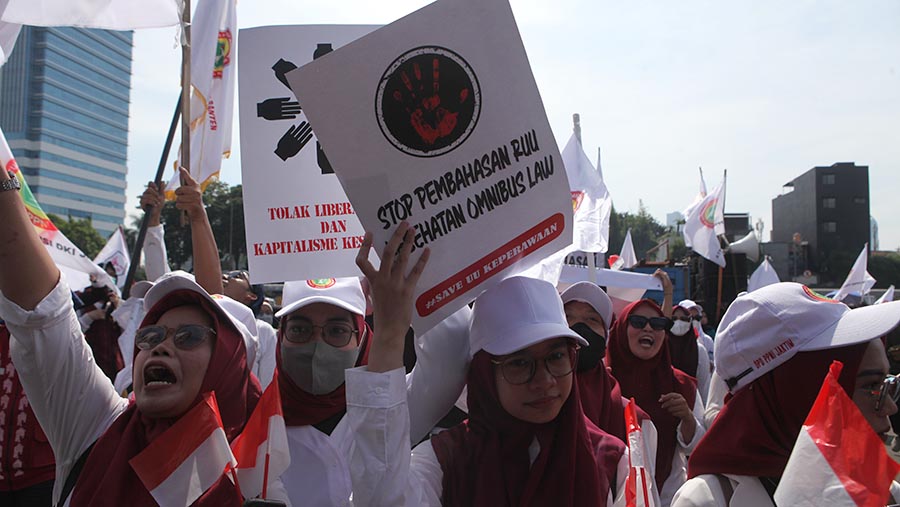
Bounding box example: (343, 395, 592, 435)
(107, 289, 120, 310)
(174, 168, 205, 223)
(85, 307, 107, 322)
(660, 392, 696, 442)
(653, 268, 674, 317)
(356, 223, 430, 373)
(140, 181, 165, 226)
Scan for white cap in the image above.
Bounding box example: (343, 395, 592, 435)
(469, 276, 587, 358)
(678, 299, 703, 315)
(276, 277, 366, 318)
(130, 280, 154, 299)
(560, 281, 613, 335)
(716, 282, 900, 392)
(142, 271, 256, 359)
(211, 294, 260, 367)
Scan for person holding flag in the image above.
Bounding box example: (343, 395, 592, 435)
(672, 283, 900, 506)
(0, 166, 269, 506)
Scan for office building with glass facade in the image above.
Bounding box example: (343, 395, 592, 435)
(0, 26, 132, 238)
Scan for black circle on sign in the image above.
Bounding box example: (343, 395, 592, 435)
(376, 46, 481, 158)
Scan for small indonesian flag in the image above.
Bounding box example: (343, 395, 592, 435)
(774, 361, 900, 507)
(130, 393, 237, 507)
(229, 371, 290, 499)
(625, 398, 657, 507)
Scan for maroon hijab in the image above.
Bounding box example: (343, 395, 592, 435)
(605, 299, 697, 491)
(277, 314, 371, 427)
(431, 349, 625, 507)
(71, 290, 262, 507)
(688, 344, 867, 479)
(667, 306, 700, 378)
(578, 363, 652, 443)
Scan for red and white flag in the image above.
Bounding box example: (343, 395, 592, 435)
(130, 393, 237, 507)
(229, 372, 290, 499)
(774, 361, 900, 507)
(625, 398, 657, 507)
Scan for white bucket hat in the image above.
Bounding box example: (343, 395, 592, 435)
(470, 276, 587, 358)
(276, 277, 366, 319)
(715, 282, 900, 392)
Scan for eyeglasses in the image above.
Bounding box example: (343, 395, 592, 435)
(284, 320, 358, 348)
(226, 270, 250, 281)
(626, 315, 672, 331)
(491, 346, 577, 385)
(861, 374, 900, 411)
(135, 324, 216, 351)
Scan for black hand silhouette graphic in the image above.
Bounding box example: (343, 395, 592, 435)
(272, 59, 298, 90)
(257, 98, 302, 120)
(275, 122, 313, 161)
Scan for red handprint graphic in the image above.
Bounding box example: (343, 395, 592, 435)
(377, 47, 481, 158)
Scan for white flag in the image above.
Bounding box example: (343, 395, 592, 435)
(832, 244, 876, 303)
(1, 0, 179, 30)
(170, 0, 236, 195)
(875, 285, 894, 305)
(561, 134, 611, 253)
(748, 257, 780, 292)
(611, 229, 637, 270)
(0, 0, 21, 66)
(94, 227, 130, 289)
(683, 178, 726, 267)
(681, 169, 708, 248)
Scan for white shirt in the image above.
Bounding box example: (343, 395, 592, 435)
(659, 394, 707, 507)
(703, 371, 728, 429)
(254, 319, 277, 389)
(695, 343, 711, 408)
(144, 224, 171, 282)
(672, 475, 900, 507)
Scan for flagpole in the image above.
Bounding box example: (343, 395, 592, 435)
(573, 113, 598, 285)
(121, 96, 182, 299)
(716, 265, 724, 322)
(179, 0, 192, 226)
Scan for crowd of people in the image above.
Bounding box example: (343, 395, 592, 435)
(1, 166, 900, 507)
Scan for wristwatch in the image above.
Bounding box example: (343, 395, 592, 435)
(0, 174, 20, 192)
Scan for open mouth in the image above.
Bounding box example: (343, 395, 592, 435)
(638, 337, 655, 347)
(144, 365, 177, 386)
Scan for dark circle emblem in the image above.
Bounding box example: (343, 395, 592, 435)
(376, 46, 481, 157)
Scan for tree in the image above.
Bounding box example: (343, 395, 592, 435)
(869, 253, 900, 289)
(47, 214, 107, 258)
(607, 201, 668, 263)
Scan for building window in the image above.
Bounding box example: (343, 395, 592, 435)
(853, 197, 866, 204)
(823, 222, 837, 233)
(822, 174, 836, 185)
(822, 197, 836, 209)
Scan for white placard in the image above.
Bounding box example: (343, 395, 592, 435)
(287, 0, 573, 332)
(238, 25, 379, 283)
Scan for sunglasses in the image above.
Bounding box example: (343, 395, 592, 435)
(626, 315, 673, 331)
(135, 324, 216, 351)
(491, 345, 578, 385)
(284, 320, 358, 348)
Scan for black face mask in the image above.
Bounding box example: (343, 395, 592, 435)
(571, 322, 606, 373)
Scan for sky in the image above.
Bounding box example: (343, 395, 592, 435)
(125, 0, 900, 250)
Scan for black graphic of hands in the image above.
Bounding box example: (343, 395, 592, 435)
(257, 97, 302, 120)
(275, 122, 313, 161)
(272, 59, 298, 90)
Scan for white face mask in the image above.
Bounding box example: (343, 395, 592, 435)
(280, 341, 359, 395)
(671, 320, 692, 336)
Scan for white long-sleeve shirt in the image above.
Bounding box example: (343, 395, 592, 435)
(344, 366, 632, 506)
(143, 224, 170, 282)
(659, 394, 707, 507)
(254, 319, 277, 389)
(672, 475, 900, 506)
(280, 306, 472, 506)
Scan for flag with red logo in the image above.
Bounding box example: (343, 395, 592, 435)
(625, 398, 657, 507)
(229, 371, 290, 499)
(561, 133, 611, 253)
(682, 176, 725, 267)
(130, 393, 237, 507)
(774, 361, 900, 507)
(169, 0, 237, 196)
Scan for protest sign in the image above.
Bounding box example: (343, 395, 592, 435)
(286, 0, 573, 331)
(238, 25, 379, 283)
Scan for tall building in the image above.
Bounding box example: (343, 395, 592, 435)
(771, 162, 870, 282)
(0, 26, 132, 238)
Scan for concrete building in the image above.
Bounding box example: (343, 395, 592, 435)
(771, 162, 870, 283)
(0, 26, 132, 238)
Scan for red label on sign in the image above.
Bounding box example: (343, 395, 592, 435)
(415, 213, 564, 316)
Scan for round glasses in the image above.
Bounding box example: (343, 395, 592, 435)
(491, 345, 578, 385)
(284, 320, 358, 348)
(864, 374, 900, 411)
(626, 315, 673, 331)
(135, 324, 216, 351)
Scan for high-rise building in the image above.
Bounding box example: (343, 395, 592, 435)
(771, 162, 870, 283)
(0, 26, 132, 238)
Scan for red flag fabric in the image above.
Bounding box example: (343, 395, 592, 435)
(625, 398, 657, 507)
(774, 361, 900, 506)
(230, 371, 290, 499)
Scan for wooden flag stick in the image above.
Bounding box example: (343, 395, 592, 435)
(179, 0, 192, 226)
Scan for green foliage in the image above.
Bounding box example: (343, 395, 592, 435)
(47, 213, 107, 258)
(607, 201, 669, 262)
(869, 253, 900, 288)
